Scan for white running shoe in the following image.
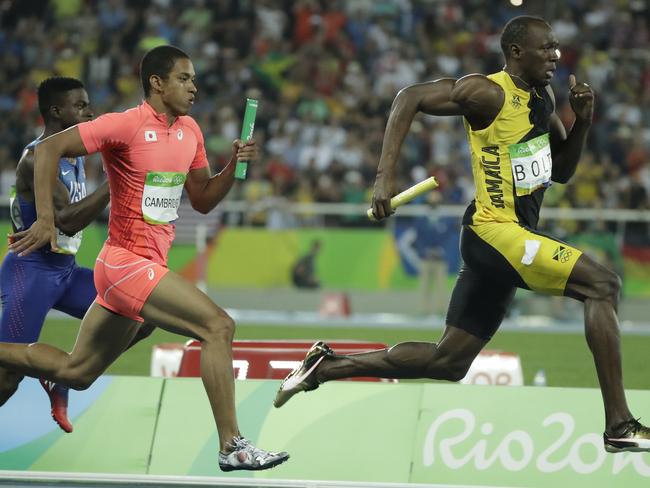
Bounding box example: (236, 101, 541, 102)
(218, 436, 289, 471)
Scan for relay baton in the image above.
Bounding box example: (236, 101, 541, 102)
(234, 98, 258, 180)
(367, 176, 439, 221)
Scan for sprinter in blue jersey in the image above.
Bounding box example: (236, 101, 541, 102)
(0, 77, 151, 433)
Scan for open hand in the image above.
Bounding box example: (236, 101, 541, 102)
(568, 74, 594, 123)
(8, 218, 57, 256)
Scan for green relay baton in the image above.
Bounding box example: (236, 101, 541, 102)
(234, 98, 258, 180)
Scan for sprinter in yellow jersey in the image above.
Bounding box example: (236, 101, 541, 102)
(274, 16, 650, 453)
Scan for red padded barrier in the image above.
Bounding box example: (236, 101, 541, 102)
(177, 339, 396, 383)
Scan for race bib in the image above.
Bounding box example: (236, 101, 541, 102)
(10, 186, 81, 254)
(54, 229, 82, 255)
(508, 133, 552, 196)
(142, 171, 186, 224)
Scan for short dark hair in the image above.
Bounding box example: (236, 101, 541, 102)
(500, 16, 550, 58)
(140, 45, 190, 97)
(37, 76, 85, 119)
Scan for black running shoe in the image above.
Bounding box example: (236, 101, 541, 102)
(273, 341, 333, 408)
(604, 418, 650, 453)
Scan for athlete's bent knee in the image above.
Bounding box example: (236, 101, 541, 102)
(443, 362, 472, 382)
(0, 377, 21, 406)
(591, 269, 622, 304)
(204, 312, 235, 344)
(66, 375, 97, 391)
(57, 368, 100, 391)
(136, 323, 156, 341)
(385, 342, 471, 381)
(428, 356, 472, 382)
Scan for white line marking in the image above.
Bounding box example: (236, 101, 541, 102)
(103, 263, 156, 301)
(96, 257, 151, 269)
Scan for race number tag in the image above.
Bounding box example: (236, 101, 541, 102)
(10, 186, 81, 254)
(142, 171, 186, 224)
(508, 133, 552, 196)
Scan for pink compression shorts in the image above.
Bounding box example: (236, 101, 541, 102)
(94, 244, 168, 322)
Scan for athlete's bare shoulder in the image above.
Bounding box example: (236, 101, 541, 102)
(17, 146, 35, 167)
(454, 73, 501, 89)
(16, 147, 35, 197)
(451, 74, 505, 129)
(16, 147, 35, 177)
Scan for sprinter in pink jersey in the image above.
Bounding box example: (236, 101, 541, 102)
(3, 46, 289, 472)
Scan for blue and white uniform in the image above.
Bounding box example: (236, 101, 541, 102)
(0, 139, 97, 343)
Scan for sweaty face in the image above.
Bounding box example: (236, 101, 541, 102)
(58, 88, 93, 128)
(160, 58, 197, 116)
(518, 23, 560, 87)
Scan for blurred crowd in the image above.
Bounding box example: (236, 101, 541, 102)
(0, 0, 649, 233)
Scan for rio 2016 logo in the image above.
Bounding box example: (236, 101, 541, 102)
(422, 409, 650, 476)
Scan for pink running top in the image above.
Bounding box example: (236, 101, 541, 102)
(78, 101, 209, 265)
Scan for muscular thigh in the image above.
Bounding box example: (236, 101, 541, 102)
(446, 263, 516, 341)
(0, 253, 62, 343)
(53, 265, 96, 319)
(446, 225, 523, 340)
(140, 270, 228, 340)
(467, 222, 582, 295)
(66, 302, 141, 376)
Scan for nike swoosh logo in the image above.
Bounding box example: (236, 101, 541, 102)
(608, 437, 650, 446)
(281, 355, 326, 391)
(61, 170, 71, 175)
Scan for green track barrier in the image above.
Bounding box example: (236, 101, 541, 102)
(3, 377, 649, 486)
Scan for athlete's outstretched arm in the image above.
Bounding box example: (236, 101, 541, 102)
(184, 139, 257, 214)
(53, 180, 110, 236)
(371, 76, 503, 220)
(550, 74, 594, 184)
(9, 126, 88, 255)
(18, 151, 109, 236)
